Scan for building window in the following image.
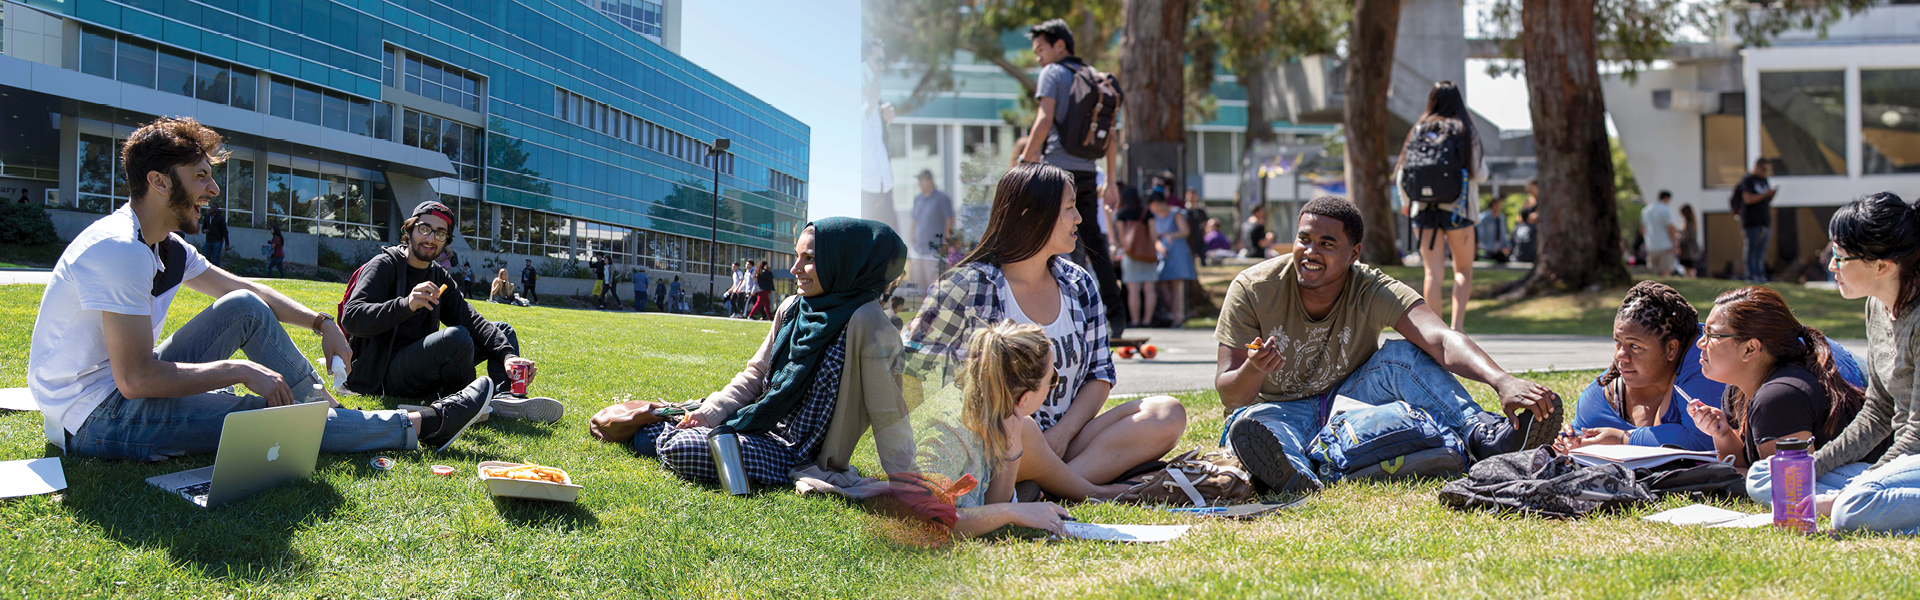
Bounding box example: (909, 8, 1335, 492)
(1203, 131, 1239, 174)
(80, 27, 115, 79)
(1862, 68, 1920, 175)
(389, 50, 483, 112)
(157, 47, 195, 98)
(76, 134, 123, 215)
(402, 109, 484, 183)
(1758, 70, 1845, 176)
(1701, 114, 1746, 188)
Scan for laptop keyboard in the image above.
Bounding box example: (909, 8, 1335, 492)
(177, 481, 212, 503)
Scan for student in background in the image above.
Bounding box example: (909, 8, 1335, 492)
(1396, 81, 1486, 333)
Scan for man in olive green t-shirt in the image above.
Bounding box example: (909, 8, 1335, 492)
(1213, 196, 1562, 493)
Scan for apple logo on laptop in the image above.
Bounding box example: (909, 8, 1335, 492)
(267, 443, 281, 462)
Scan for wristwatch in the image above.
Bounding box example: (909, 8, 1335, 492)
(312, 312, 334, 333)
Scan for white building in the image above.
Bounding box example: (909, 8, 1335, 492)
(1604, 2, 1920, 280)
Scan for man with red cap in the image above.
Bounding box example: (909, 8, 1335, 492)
(339, 200, 562, 423)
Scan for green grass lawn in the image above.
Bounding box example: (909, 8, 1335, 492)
(1192, 264, 1868, 339)
(2, 280, 1915, 598)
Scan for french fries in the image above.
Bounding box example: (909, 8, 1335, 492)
(437, 283, 448, 298)
(482, 462, 569, 484)
(1245, 338, 1264, 350)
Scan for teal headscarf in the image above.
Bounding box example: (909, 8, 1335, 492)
(725, 217, 906, 434)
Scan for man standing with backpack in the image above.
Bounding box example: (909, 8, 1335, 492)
(1733, 159, 1779, 282)
(1018, 18, 1127, 338)
(339, 201, 561, 423)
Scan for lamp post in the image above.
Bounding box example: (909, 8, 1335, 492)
(706, 138, 730, 314)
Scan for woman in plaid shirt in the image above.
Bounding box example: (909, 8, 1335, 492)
(903, 162, 1187, 486)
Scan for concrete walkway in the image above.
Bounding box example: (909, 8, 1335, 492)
(1109, 326, 1868, 397)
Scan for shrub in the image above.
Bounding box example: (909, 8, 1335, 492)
(0, 203, 59, 247)
(317, 245, 352, 272)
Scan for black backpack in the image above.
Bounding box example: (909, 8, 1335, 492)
(1058, 59, 1122, 160)
(1398, 123, 1469, 210)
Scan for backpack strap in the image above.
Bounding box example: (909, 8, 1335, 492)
(1165, 467, 1209, 507)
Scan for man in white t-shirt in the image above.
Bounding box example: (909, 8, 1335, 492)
(27, 117, 492, 461)
(1640, 190, 1679, 277)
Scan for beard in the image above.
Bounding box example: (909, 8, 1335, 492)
(408, 235, 443, 263)
(169, 173, 202, 235)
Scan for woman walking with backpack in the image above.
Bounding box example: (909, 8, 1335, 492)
(1112, 184, 1159, 328)
(1397, 81, 1486, 332)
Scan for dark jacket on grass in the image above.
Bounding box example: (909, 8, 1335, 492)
(340, 246, 514, 395)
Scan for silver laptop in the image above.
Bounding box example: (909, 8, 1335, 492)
(145, 402, 327, 508)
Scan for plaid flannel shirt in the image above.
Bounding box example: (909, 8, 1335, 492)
(901, 257, 1115, 395)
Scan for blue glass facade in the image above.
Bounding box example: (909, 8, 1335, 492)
(11, 0, 807, 263)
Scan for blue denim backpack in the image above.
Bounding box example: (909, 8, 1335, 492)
(1307, 401, 1466, 483)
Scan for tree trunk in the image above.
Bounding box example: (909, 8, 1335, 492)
(1240, 62, 1277, 151)
(1343, 0, 1402, 266)
(1501, 0, 1628, 297)
(1120, 0, 1192, 148)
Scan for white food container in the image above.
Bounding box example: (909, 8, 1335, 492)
(478, 461, 582, 502)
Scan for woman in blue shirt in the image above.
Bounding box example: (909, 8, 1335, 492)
(1563, 281, 1864, 451)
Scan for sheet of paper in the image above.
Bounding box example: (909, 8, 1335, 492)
(0, 458, 65, 498)
(1643, 503, 1753, 525)
(1062, 522, 1190, 543)
(1708, 513, 1775, 529)
(0, 388, 38, 412)
(1569, 445, 1717, 469)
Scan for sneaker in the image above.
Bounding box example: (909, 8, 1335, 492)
(420, 377, 494, 451)
(490, 392, 564, 424)
(1227, 417, 1316, 494)
(1344, 447, 1466, 482)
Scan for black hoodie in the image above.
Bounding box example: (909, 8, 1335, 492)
(340, 246, 514, 395)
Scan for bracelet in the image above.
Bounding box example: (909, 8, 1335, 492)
(311, 312, 333, 333)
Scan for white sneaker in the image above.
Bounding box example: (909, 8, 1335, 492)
(490, 393, 564, 424)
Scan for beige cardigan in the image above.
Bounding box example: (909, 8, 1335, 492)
(690, 297, 917, 478)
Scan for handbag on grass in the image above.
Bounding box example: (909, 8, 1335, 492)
(1112, 448, 1255, 507)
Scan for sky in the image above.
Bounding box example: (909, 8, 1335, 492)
(678, 0, 862, 224)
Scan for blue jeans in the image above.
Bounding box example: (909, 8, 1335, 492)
(1748, 454, 1920, 535)
(1743, 225, 1770, 282)
(65, 290, 415, 461)
(204, 240, 224, 267)
(1219, 340, 1489, 487)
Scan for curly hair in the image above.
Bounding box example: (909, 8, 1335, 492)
(1599, 280, 1700, 387)
(122, 117, 228, 199)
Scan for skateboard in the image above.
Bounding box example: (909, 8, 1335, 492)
(1111, 337, 1157, 359)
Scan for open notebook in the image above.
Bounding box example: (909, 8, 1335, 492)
(1567, 445, 1718, 470)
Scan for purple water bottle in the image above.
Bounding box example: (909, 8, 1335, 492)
(1769, 436, 1815, 533)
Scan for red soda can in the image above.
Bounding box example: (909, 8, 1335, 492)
(508, 363, 530, 395)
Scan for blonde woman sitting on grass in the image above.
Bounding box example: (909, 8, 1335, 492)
(917, 321, 1130, 537)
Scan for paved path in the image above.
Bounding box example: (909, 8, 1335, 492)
(1109, 326, 1868, 397)
(0, 270, 52, 285)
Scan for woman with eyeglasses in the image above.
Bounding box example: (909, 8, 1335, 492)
(1738, 192, 1920, 535)
(903, 162, 1187, 491)
(1686, 286, 1867, 469)
(1559, 281, 1863, 453)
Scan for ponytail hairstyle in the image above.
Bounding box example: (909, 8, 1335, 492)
(1711, 286, 1866, 440)
(1599, 281, 1700, 387)
(1829, 192, 1920, 317)
(956, 321, 1053, 463)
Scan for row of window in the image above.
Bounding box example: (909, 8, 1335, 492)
(770, 170, 803, 198)
(79, 25, 259, 111)
(453, 199, 781, 277)
(554, 87, 735, 175)
(1758, 68, 1920, 177)
(269, 78, 392, 138)
(402, 110, 484, 183)
(383, 48, 484, 113)
(594, 0, 666, 39)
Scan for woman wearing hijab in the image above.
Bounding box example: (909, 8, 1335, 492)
(589, 218, 915, 486)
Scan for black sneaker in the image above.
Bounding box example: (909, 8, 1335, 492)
(490, 392, 564, 424)
(1228, 417, 1316, 494)
(420, 377, 494, 451)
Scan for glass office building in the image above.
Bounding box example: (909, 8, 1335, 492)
(0, 0, 805, 280)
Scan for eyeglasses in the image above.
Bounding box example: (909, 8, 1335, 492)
(1700, 331, 1741, 340)
(412, 223, 452, 242)
(1830, 248, 1868, 266)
